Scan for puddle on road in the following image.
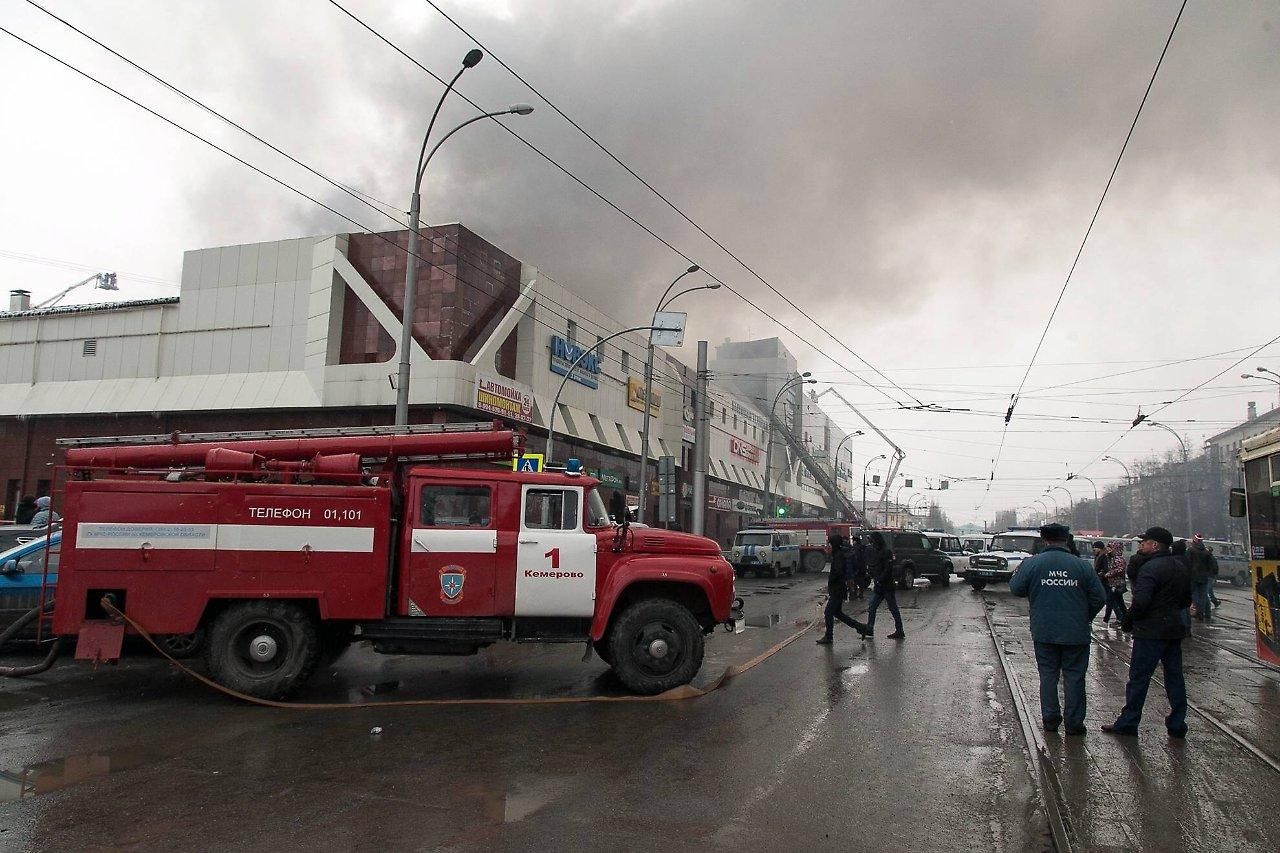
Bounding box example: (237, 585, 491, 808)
(0, 747, 152, 802)
(744, 612, 781, 628)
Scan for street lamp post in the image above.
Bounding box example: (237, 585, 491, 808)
(1242, 369, 1280, 410)
(545, 325, 660, 466)
(1067, 473, 1100, 532)
(394, 49, 533, 426)
(862, 453, 887, 526)
(636, 267, 716, 524)
(1041, 493, 1059, 519)
(1102, 455, 1134, 534)
(763, 374, 815, 517)
(831, 430, 863, 519)
(1146, 420, 1193, 535)
(1049, 485, 1073, 525)
(1034, 498, 1051, 521)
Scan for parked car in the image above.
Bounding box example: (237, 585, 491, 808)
(923, 531, 971, 576)
(875, 529, 953, 588)
(1205, 539, 1250, 587)
(0, 530, 60, 642)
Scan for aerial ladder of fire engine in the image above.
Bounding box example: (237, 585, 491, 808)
(33, 271, 118, 309)
(814, 387, 907, 516)
(764, 405, 860, 523)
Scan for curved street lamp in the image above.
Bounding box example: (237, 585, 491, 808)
(763, 374, 815, 517)
(1242, 371, 1280, 409)
(394, 48, 533, 425)
(545, 324, 660, 465)
(1102, 455, 1133, 535)
(1145, 419, 1193, 534)
(1049, 485, 1074, 521)
(1067, 473, 1100, 532)
(1033, 498, 1051, 521)
(830, 430, 863, 517)
(636, 267, 717, 523)
(862, 453, 887, 526)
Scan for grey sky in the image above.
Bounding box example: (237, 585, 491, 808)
(2, 1, 1278, 523)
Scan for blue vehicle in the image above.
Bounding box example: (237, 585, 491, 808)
(0, 530, 60, 642)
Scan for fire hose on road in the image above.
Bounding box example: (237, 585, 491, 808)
(0, 602, 61, 677)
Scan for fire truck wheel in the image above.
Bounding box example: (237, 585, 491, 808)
(802, 551, 826, 573)
(592, 639, 614, 666)
(608, 598, 704, 695)
(207, 602, 320, 700)
(158, 629, 205, 660)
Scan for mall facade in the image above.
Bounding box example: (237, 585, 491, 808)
(0, 225, 859, 540)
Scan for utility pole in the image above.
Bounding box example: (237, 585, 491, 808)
(691, 341, 709, 537)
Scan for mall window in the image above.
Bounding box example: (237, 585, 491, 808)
(567, 319, 578, 344)
(621, 350, 630, 373)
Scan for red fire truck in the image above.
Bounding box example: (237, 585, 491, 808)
(49, 422, 739, 699)
(745, 518, 860, 572)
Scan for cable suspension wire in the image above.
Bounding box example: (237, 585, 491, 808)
(980, 0, 1189, 506)
(411, 0, 922, 408)
(324, 0, 913, 409)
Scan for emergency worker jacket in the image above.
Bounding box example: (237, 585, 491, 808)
(1009, 546, 1107, 645)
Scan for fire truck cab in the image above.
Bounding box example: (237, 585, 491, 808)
(50, 423, 739, 699)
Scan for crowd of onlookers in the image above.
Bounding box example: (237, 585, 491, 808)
(12, 494, 60, 528)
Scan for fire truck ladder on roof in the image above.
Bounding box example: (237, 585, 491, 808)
(766, 409, 861, 523)
(56, 421, 507, 448)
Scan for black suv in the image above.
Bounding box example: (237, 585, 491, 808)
(873, 529, 953, 588)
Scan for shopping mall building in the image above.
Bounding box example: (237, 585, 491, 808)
(0, 225, 858, 542)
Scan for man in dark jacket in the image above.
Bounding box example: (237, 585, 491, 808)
(816, 534, 871, 644)
(1187, 535, 1218, 622)
(1010, 524, 1107, 735)
(1103, 526, 1193, 738)
(865, 532, 905, 639)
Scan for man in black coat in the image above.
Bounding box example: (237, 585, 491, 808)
(1103, 526, 1193, 738)
(865, 531, 905, 639)
(816, 534, 871, 644)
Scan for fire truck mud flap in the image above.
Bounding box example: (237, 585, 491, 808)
(74, 620, 125, 663)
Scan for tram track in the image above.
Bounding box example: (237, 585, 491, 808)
(1090, 631, 1280, 775)
(980, 593, 1074, 853)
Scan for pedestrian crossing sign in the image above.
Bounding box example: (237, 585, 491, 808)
(513, 453, 544, 473)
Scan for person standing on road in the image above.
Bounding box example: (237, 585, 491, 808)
(816, 534, 871, 645)
(1188, 535, 1218, 623)
(1091, 541, 1107, 583)
(29, 496, 59, 527)
(14, 495, 38, 525)
(1207, 545, 1221, 610)
(1009, 523, 1107, 735)
(1101, 541, 1129, 627)
(865, 532, 905, 639)
(1103, 526, 1192, 739)
(850, 534, 870, 600)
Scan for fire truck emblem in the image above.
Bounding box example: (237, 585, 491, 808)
(439, 565, 466, 603)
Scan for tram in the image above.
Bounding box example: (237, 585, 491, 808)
(1230, 426, 1280, 665)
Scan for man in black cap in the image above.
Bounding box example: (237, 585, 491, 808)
(1010, 523, 1107, 735)
(1103, 526, 1192, 738)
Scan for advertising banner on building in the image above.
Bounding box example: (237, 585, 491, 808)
(589, 468, 626, 489)
(475, 372, 534, 423)
(729, 436, 761, 466)
(707, 495, 734, 512)
(626, 377, 662, 417)
(549, 336, 601, 389)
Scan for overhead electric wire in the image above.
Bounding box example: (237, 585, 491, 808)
(11, 4, 711, 406)
(0, 22, 712, 412)
(410, 0, 923, 409)
(324, 0, 915, 410)
(981, 0, 1189, 506)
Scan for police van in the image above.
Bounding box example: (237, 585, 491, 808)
(965, 529, 1039, 591)
(731, 529, 801, 578)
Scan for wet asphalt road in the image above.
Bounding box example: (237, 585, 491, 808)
(1, 573, 1269, 851)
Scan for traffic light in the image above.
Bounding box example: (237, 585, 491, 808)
(777, 498, 792, 517)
